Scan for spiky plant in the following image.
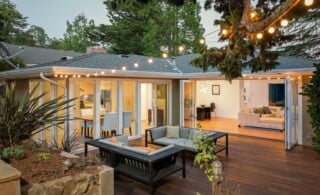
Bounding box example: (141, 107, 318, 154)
(0, 84, 74, 150)
(301, 63, 320, 156)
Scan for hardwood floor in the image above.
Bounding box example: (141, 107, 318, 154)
(192, 117, 284, 141)
(114, 135, 320, 195)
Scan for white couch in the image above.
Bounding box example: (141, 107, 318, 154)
(238, 106, 285, 131)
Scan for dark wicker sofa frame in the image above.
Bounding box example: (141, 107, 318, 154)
(84, 139, 185, 194)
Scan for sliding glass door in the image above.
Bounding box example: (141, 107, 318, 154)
(140, 83, 168, 134)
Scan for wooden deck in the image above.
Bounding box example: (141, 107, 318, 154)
(114, 134, 320, 195)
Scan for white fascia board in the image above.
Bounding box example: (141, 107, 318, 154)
(0, 66, 53, 80)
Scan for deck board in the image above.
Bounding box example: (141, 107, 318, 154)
(114, 134, 320, 195)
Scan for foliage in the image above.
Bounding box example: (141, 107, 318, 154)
(0, 146, 25, 162)
(193, 132, 217, 182)
(37, 152, 51, 160)
(0, 56, 25, 71)
(301, 63, 320, 156)
(60, 13, 98, 53)
(61, 132, 77, 153)
(99, 0, 204, 56)
(0, 0, 28, 43)
(0, 84, 75, 149)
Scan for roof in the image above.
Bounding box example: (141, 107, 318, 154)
(0, 49, 319, 80)
(1, 42, 84, 65)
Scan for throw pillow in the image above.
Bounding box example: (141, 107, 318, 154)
(263, 106, 272, 114)
(166, 126, 180, 138)
(188, 129, 202, 140)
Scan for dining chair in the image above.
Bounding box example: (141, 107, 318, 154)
(80, 108, 94, 137)
(101, 112, 118, 137)
(122, 111, 132, 136)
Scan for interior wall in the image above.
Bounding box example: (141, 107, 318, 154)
(196, 80, 240, 119)
(243, 79, 284, 109)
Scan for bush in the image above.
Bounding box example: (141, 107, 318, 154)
(0, 84, 75, 149)
(0, 146, 25, 162)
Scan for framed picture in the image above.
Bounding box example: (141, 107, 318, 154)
(212, 85, 220, 95)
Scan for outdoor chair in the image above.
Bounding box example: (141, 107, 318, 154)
(80, 108, 94, 137)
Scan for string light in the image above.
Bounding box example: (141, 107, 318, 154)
(111, 69, 116, 73)
(77, 75, 81, 78)
(101, 71, 105, 75)
(148, 58, 153, 64)
(268, 27, 275, 34)
(162, 53, 168, 59)
(54, 74, 58, 78)
(73, 75, 76, 78)
(94, 72, 98, 76)
(280, 19, 289, 27)
(222, 29, 228, 36)
(304, 0, 313, 6)
(199, 38, 205, 45)
(134, 62, 139, 67)
(256, 33, 263, 39)
(86, 74, 90, 78)
(122, 66, 126, 70)
(178, 45, 185, 53)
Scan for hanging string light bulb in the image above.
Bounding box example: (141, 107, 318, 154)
(268, 27, 275, 34)
(280, 19, 289, 27)
(304, 0, 314, 6)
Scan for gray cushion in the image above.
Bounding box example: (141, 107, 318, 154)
(175, 139, 197, 152)
(153, 137, 186, 145)
(179, 127, 190, 139)
(166, 126, 180, 138)
(150, 127, 166, 139)
(188, 129, 202, 140)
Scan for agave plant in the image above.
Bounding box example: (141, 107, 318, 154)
(0, 83, 75, 150)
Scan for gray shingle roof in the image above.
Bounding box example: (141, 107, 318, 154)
(1, 42, 84, 65)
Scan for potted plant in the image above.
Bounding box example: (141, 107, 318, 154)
(193, 132, 224, 194)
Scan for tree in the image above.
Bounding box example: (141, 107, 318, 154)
(25, 25, 49, 47)
(164, 0, 319, 80)
(0, 0, 28, 43)
(100, 0, 204, 56)
(301, 63, 320, 157)
(60, 13, 98, 53)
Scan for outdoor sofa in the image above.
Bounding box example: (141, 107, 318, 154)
(85, 135, 185, 194)
(145, 126, 203, 152)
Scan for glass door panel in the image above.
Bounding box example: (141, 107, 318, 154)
(183, 80, 196, 128)
(122, 81, 136, 136)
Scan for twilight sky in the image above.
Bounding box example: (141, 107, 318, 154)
(11, 0, 223, 48)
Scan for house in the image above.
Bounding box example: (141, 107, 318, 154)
(0, 44, 319, 150)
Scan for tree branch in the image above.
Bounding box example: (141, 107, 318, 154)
(241, 0, 302, 33)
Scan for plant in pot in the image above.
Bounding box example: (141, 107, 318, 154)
(301, 63, 320, 157)
(0, 83, 75, 162)
(193, 132, 224, 195)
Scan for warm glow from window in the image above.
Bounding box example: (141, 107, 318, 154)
(280, 19, 289, 27)
(304, 0, 313, 6)
(268, 27, 275, 34)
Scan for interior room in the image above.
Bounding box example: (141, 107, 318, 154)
(192, 79, 286, 140)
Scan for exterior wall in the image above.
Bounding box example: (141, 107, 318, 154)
(301, 75, 313, 146)
(171, 79, 180, 126)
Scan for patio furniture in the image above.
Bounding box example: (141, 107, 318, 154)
(122, 111, 132, 136)
(101, 112, 117, 137)
(84, 137, 185, 194)
(145, 126, 228, 156)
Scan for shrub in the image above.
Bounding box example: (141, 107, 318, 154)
(0, 146, 25, 162)
(0, 84, 75, 149)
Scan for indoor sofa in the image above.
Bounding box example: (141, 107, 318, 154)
(238, 106, 285, 131)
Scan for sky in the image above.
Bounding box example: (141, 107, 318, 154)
(11, 0, 222, 48)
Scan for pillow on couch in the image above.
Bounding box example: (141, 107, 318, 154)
(166, 126, 180, 138)
(188, 129, 202, 140)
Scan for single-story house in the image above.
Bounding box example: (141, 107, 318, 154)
(0, 44, 319, 150)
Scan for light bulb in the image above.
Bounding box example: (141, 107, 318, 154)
(222, 29, 228, 36)
(256, 33, 263, 39)
(268, 27, 275, 34)
(304, 0, 313, 6)
(111, 69, 116, 73)
(122, 66, 126, 70)
(148, 58, 153, 64)
(178, 46, 184, 53)
(199, 38, 205, 45)
(134, 62, 139, 67)
(280, 19, 289, 27)
(162, 53, 168, 59)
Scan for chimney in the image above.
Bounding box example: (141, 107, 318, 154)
(86, 45, 107, 54)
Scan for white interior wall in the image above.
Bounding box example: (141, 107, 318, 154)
(243, 79, 284, 109)
(196, 80, 240, 119)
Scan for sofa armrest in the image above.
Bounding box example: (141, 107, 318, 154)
(238, 112, 260, 126)
(148, 126, 167, 140)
